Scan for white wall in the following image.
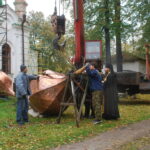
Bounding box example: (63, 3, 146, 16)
(139, 61, 146, 74)
(113, 61, 146, 73)
(0, 5, 38, 80)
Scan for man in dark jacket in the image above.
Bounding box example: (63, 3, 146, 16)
(15, 65, 39, 125)
(86, 63, 103, 124)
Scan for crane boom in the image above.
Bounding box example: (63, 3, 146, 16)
(73, 0, 85, 66)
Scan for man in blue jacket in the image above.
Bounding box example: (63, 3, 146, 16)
(86, 63, 103, 124)
(15, 65, 39, 125)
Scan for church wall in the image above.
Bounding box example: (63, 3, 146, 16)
(9, 26, 38, 79)
(23, 30, 38, 75)
(11, 28, 23, 78)
(0, 5, 38, 80)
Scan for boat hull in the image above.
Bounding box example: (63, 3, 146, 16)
(0, 71, 14, 96)
(30, 80, 66, 115)
(29, 70, 67, 115)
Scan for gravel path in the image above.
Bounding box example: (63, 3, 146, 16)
(53, 119, 150, 150)
(140, 145, 150, 150)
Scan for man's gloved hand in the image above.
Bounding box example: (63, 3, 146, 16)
(85, 62, 90, 67)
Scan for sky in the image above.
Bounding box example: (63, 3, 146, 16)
(7, 0, 68, 18)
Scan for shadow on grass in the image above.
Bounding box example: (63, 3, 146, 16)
(119, 100, 150, 105)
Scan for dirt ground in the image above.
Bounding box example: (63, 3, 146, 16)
(118, 134, 150, 150)
(53, 119, 150, 150)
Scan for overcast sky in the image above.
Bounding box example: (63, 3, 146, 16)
(7, 0, 68, 18)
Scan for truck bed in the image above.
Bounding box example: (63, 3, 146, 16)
(139, 82, 150, 94)
(116, 71, 150, 95)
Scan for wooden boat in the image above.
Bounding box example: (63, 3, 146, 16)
(29, 70, 67, 115)
(0, 71, 15, 96)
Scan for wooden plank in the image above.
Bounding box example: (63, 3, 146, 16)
(71, 79, 80, 128)
(73, 79, 85, 92)
(56, 77, 70, 124)
(61, 103, 75, 106)
(78, 79, 89, 121)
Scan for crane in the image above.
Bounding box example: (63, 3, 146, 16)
(51, 0, 102, 69)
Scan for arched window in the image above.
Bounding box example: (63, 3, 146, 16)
(2, 44, 11, 74)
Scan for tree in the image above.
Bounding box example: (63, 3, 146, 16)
(114, 0, 123, 71)
(28, 11, 73, 73)
(122, 0, 150, 58)
(84, 0, 150, 68)
(104, 0, 111, 64)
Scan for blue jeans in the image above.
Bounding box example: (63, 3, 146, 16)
(16, 96, 29, 124)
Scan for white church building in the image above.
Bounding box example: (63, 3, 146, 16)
(0, 0, 38, 79)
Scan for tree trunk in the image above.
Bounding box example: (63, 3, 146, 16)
(115, 0, 123, 72)
(104, 0, 111, 64)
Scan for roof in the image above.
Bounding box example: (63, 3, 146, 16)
(0, 0, 3, 6)
(0, 5, 30, 31)
(111, 51, 145, 63)
(0, 4, 18, 19)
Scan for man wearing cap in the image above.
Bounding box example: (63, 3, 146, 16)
(15, 65, 39, 125)
(86, 63, 103, 124)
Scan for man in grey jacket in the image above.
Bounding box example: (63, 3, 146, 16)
(15, 65, 39, 125)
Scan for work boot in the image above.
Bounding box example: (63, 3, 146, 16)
(93, 120, 102, 125)
(17, 122, 25, 126)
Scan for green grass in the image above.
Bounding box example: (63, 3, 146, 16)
(0, 95, 150, 150)
(118, 135, 150, 150)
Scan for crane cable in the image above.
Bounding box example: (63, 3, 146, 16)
(59, 0, 60, 15)
(63, 0, 64, 15)
(59, 0, 65, 15)
(55, 0, 65, 15)
(54, 0, 57, 14)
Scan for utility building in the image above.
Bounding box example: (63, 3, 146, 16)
(0, 0, 38, 79)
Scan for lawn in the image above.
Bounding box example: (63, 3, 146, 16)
(118, 134, 150, 150)
(0, 95, 150, 150)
